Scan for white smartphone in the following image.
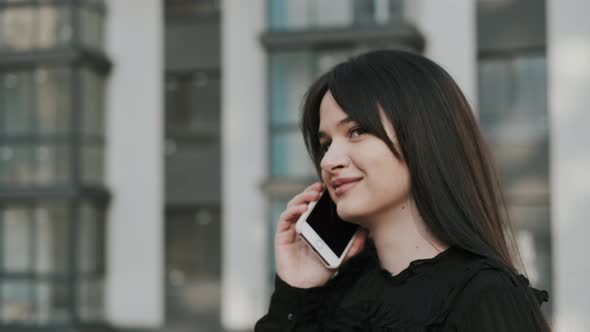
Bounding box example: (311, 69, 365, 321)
(295, 190, 359, 269)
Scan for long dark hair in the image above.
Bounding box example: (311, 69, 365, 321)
(301, 49, 518, 271)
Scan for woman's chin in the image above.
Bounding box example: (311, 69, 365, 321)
(336, 205, 364, 223)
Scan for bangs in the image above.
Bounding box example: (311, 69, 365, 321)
(301, 58, 403, 175)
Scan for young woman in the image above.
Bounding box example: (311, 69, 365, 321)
(255, 50, 551, 331)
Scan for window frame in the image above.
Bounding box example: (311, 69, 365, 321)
(0, 0, 110, 328)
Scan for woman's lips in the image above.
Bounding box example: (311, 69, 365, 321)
(334, 179, 361, 197)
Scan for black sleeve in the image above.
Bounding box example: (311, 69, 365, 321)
(254, 275, 366, 332)
(445, 270, 551, 332)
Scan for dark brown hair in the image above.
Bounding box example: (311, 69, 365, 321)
(301, 49, 516, 270)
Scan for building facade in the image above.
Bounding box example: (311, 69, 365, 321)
(0, 0, 588, 331)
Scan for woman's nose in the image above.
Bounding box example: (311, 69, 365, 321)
(320, 143, 350, 172)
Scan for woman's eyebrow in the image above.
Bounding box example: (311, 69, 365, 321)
(318, 116, 356, 139)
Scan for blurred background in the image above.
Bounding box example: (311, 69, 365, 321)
(0, 0, 588, 331)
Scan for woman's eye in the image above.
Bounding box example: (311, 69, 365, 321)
(320, 141, 331, 153)
(349, 127, 366, 137)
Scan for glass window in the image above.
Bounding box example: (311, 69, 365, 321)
(0, 145, 35, 185)
(1, 280, 72, 324)
(82, 144, 104, 185)
(36, 144, 70, 185)
(82, 69, 105, 136)
(80, 5, 104, 50)
(38, 4, 71, 48)
(1, 205, 70, 274)
(165, 208, 222, 320)
(37, 68, 71, 135)
(269, 0, 404, 30)
(190, 72, 221, 130)
(0, 0, 108, 327)
(78, 279, 103, 321)
(315, 0, 354, 28)
(487, 139, 549, 198)
(270, 52, 314, 126)
(271, 131, 316, 177)
(2, 208, 33, 272)
(165, 0, 220, 20)
(0, 65, 105, 186)
(0, 6, 35, 51)
(0, 201, 105, 324)
(79, 203, 99, 274)
(1, 67, 71, 138)
(2, 71, 35, 136)
(0, 144, 70, 186)
(0, 2, 103, 51)
(478, 56, 548, 142)
(34, 205, 69, 274)
(165, 71, 221, 136)
(478, 55, 549, 198)
(1, 281, 34, 323)
(35, 281, 70, 323)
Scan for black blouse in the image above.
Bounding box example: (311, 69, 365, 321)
(255, 242, 550, 331)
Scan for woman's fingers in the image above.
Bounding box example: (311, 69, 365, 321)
(276, 204, 308, 232)
(287, 182, 323, 208)
(305, 181, 323, 192)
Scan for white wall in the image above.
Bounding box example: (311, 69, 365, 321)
(105, 0, 164, 328)
(406, 0, 478, 110)
(547, 0, 590, 331)
(221, 0, 269, 330)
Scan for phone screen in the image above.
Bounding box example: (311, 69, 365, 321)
(306, 191, 359, 256)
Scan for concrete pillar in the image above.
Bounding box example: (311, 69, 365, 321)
(105, 0, 164, 328)
(221, 0, 268, 330)
(406, 0, 478, 111)
(547, 0, 590, 330)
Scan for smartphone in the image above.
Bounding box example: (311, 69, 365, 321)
(295, 190, 359, 269)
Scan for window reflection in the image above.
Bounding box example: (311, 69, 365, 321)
(0, 1, 107, 326)
(37, 68, 71, 135)
(80, 6, 104, 50)
(1, 282, 34, 323)
(79, 203, 99, 274)
(82, 144, 104, 184)
(165, 71, 221, 137)
(34, 205, 69, 274)
(269, 0, 404, 30)
(38, 5, 71, 48)
(0, 2, 102, 51)
(0, 7, 35, 51)
(82, 69, 105, 136)
(3, 71, 34, 136)
(36, 282, 70, 323)
(2, 208, 33, 272)
(79, 279, 103, 321)
(0, 202, 105, 323)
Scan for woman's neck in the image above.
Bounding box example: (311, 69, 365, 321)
(367, 199, 449, 276)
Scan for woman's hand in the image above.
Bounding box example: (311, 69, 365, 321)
(274, 181, 368, 289)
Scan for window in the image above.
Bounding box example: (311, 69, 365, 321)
(0, 202, 105, 324)
(0, 0, 110, 329)
(0, 0, 104, 52)
(268, 0, 403, 30)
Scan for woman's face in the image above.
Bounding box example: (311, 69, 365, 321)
(318, 91, 411, 226)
